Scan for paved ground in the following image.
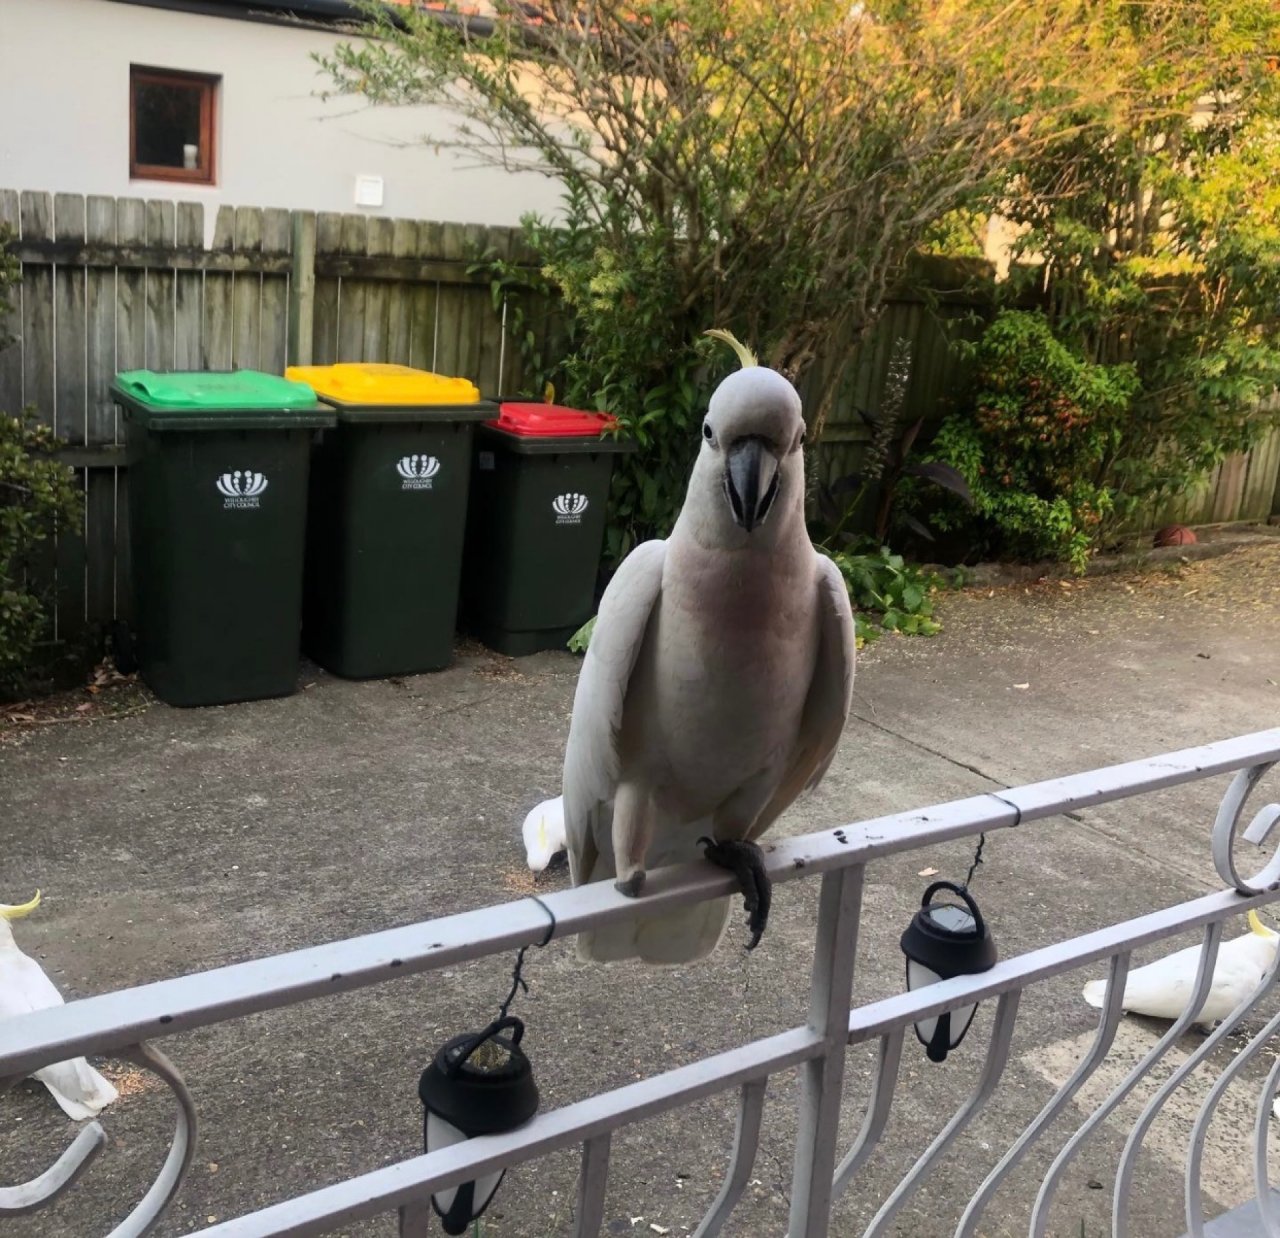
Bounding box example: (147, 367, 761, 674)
(2, 538, 1279, 1238)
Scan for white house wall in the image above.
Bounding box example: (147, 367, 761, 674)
(0, 0, 564, 242)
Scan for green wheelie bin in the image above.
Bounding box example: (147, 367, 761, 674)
(285, 363, 495, 678)
(111, 369, 334, 707)
(462, 402, 631, 656)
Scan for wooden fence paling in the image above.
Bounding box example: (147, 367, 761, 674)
(3, 188, 1279, 656)
(288, 212, 316, 368)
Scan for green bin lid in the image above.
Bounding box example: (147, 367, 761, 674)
(115, 369, 319, 408)
(112, 370, 334, 431)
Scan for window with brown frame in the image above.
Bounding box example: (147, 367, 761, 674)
(129, 66, 218, 185)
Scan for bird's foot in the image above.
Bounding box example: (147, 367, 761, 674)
(615, 869, 647, 898)
(699, 836, 771, 951)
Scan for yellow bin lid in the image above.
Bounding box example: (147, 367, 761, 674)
(284, 363, 480, 406)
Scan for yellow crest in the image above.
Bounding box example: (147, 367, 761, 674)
(704, 328, 758, 370)
(0, 890, 41, 921)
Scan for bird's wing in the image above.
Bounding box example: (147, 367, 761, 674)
(750, 552, 856, 838)
(0, 950, 68, 1018)
(1088, 940, 1208, 1018)
(563, 541, 666, 885)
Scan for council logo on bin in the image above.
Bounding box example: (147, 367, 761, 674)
(553, 492, 589, 525)
(216, 470, 269, 509)
(397, 455, 441, 490)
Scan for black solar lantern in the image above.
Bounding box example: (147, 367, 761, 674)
(417, 1015, 539, 1234)
(901, 881, 997, 1063)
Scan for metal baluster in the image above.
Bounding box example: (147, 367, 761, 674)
(788, 865, 864, 1238)
(1117, 923, 1280, 1238)
(1255, 1053, 1280, 1238)
(831, 1031, 905, 1202)
(397, 1199, 432, 1237)
(573, 1134, 612, 1238)
(1186, 1002, 1280, 1237)
(863, 990, 1021, 1238)
(1033, 922, 1223, 1238)
(692, 1080, 768, 1238)
(955, 951, 1130, 1238)
(0, 1115, 106, 1215)
(106, 1042, 198, 1238)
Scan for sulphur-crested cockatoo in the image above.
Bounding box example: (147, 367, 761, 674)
(1083, 910, 1279, 1029)
(0, 891, 119, 1120)
(522, 795, 567, 873)
(562, 330, 856, 965)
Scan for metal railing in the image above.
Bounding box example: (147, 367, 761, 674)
(3, 729, 1280, 1237)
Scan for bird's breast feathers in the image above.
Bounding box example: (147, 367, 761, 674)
(620, 539, 822, 803)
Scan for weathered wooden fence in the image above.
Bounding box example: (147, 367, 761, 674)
(1143, 398, 1280, 532)
(801, 254, 995, 493)
(0, 188, 552, 650)
(2, 188, 1279, 658)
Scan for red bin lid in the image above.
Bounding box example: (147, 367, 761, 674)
(491, 402, 618, 437)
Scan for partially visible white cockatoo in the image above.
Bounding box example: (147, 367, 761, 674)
(522, 795, 567, 873)
(1083, 910, 1280, 1029)
(0, 891, 119, 1120)
(562, 330, 856, 965)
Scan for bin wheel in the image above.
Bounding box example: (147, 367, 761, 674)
(110, 621, 138, 676)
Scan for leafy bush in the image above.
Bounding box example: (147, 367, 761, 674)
(922, 311, 1138, 571)
(326, 0, 1148, 554)
(0, 232, 83, 693)
(1, 411, 83, 691)
(822, 544, 943, 645)
(994, 8, 1280, 512)
(481, 194, 732, 564)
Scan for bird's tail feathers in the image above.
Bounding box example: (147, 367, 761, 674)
(577, 826, 734, 964)
(35, 1058, 118, 1120)
(577, 898, 732, 965)
(1081, 978, 1107, 1009)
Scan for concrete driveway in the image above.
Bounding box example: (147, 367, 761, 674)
(2, 538, 1278, 1237)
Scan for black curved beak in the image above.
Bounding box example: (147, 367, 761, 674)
(724, 437, 780, 532)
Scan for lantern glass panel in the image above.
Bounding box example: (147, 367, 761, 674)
(906, 960, 979, 1049)
(907, 959, 942, 1042)
(427, 1112, 504, 1221)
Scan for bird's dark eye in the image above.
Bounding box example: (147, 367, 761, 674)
(702, 421, 714, 442)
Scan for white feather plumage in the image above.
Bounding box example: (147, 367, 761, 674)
(1082, 911, 1279, 1028)
(0, 892, 118, 1120)
(522, 796, 567, 872)
(562, 364, 856, 964)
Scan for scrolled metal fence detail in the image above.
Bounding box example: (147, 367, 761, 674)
(3, 729, 1280, 1238)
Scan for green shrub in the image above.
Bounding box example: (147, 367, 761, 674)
(923, 311, 1138, 571)
(0, 411, 84, 690)
(0, 233, 83, 693)
(822, 543, 943, 645)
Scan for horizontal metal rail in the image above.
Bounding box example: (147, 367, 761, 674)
(2, 728, 1278, 1238)
(5, 731, 1274, 1077)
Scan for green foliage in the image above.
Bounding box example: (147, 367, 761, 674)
(567, 614, 596, 655)
(822, 543, 943, 644)
(0, 228, 83, 692)
(323, 0, 1137, 552)
(480, 193, 730, 561)
(994, 1, 1280, 514)
(923, 311, 1138, 571)
(0, 410, 84, 691)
